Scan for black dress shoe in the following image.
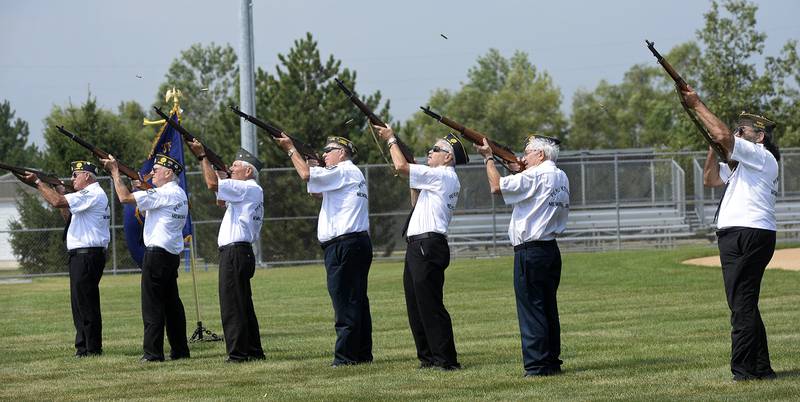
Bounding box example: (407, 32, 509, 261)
(140, 356, 164, 363)
(436, 363, 462, 371)
(225, 357, 247, 363)
(170, 354, 190, 361)
(418, 361, 435, 369)
(249, 355, 266, 361)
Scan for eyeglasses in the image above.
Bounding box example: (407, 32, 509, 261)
(71, 171, 87, 179)
(322, 146, 343, 154)
(428, 146, 450, 154)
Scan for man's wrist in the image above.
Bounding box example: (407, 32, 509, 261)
(386, 137, 398, 147)
(484, 156, 493, 164)
(34, 178, 41, 185)
(197, 153, 206, 161)
(287, 148, 296, 158)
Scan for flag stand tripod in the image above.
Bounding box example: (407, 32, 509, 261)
(186, 235, 221, 342)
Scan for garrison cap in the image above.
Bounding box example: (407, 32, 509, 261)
(326, 136, 357, 156)
(737, 111, 776, 133)
(235, 148, 264, 171)
(154, 154, 183, 175)
(525, 134, 561, 148)
(444, 133, 469, 165)
(70, 160, 97, 175)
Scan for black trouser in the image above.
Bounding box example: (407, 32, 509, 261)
(322, 233, 373, 365)
(67, 248, 105, 355)
(513, 240, 562, 375)
(404, 234, 458, 367)
(717, 227, 776, 380)
(219, 242, 264, 361)
(141, 248, 189, 361)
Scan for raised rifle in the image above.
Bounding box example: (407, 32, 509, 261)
(646, 40, 729, 163)
(333, 78, 416, 164)
(153, 106, 230, 175)
(229, 106, 325, 167)
(420, 106, 524, 173)
(0, 161, 74, 192)
(56, 125, 152, 189)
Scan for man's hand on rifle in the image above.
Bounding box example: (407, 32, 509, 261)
(678, 84, 702, 109)
(100, 155, 119, 175)
(20, 172, 39, 186)
(274, 133, 293, 152)
(373, 124, 395, 142)
(474, 138, 494, 160)
(188, 139, 204, 156)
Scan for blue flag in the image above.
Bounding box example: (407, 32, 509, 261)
(122, 110, 193, 267)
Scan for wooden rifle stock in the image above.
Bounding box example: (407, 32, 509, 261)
(0, 161, 74, 192)
(229, 106, 325, 167)
(333, 78, 415, 164)
(56, 125, 152, 189)
(419, 106, 524, 173)
(153, 107, 230, 175)
(646, 40, 729, 163)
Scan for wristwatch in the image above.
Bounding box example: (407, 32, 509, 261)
(197, 154, 206, 161)
(287, 148, 296, 158)
(387, 137, 398, 147)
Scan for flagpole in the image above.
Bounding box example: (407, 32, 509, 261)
(188, 235, 221, 342)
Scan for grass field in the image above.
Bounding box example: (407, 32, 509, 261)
(1, 246, 800, 401)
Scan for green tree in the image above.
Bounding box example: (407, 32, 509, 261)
(404, 49, 567, 152)
(569, 0, 800, 151)
(0, 100, 40, 167)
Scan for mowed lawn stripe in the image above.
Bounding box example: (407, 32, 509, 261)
(1, 246, 799, 400)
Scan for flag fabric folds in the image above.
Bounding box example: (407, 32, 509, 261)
(122, 110, 193, 267)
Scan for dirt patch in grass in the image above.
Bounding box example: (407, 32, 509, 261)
(683, 248, 800, 271)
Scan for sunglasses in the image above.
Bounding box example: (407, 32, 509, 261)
(428, 146, 450, 154)
(322, 146, 343, 154)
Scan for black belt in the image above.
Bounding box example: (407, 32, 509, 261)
(320, 231, 369, 249)
(145, 246, 172, 254)
(513, 239, 556, 252)
(219, 241, 253, 251)
(406, 232, 447, 243)
(68, 247, 105, 256)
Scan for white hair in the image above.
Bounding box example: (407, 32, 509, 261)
(239, 160, 259, 180)
(435, 140, 456, 166)
(526, 138, 560, 162)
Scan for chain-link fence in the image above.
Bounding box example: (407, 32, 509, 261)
(2, 149, 798, 277)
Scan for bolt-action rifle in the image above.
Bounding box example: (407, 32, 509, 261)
(153, 106, 229, 175)
(334, 78, 415, 164)
(646, 40, 729, 163)
(229, 106, 325, 167)
(56, 125, 152, 189)
(420, 106, 524, 173)
(0, 161, 74, 192)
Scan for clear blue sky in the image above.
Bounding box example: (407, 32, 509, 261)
(1, 0, 798, 148)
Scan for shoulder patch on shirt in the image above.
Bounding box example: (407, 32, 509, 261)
(146, 189, 156, 194)
(79, 190, 89, 195)
(325, 165, 338, 170)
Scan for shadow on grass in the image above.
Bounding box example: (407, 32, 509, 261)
(776, 369, 800, 379)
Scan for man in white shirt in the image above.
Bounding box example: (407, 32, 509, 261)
(681, 86, 780, 382)
(475, 135, 569, 377)
(276, 134, 373, 367)
(375, 125, 467, 371)
(189, 140, 265, 363)
(25, 161, 110, 357)
(103, 154, 190, 362)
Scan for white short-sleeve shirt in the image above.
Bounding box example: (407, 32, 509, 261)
(406, 164, 460, 237)
(499, 160, 570, 246)
(216, 178, 264, 247)
(133, 181, 189, 255)
(717, 137, 779, 231)
(307, 160, 369, 243)
(64, 182, 111, 250)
